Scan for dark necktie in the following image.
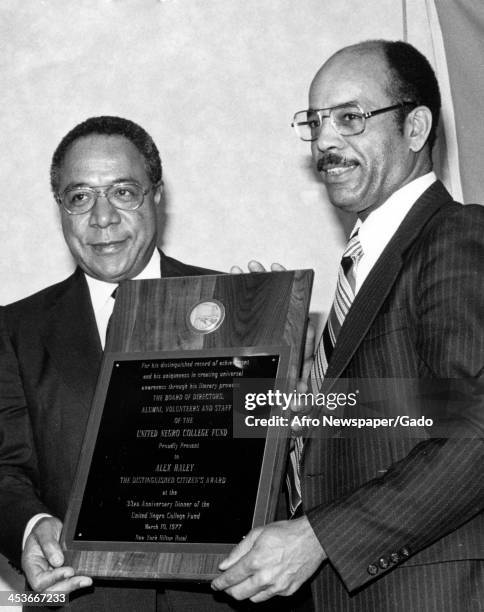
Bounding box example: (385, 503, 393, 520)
(104, 287, 118, 346)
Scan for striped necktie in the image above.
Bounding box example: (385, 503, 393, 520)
(286, 231, 363, 516)
(310, 231, 363, 390)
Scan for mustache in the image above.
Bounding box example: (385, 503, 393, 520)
(317, 153, 356, 172)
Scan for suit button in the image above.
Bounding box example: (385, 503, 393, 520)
(390, 552, 400, 564)
(378, 557, 389, 569)
(399, 547, 410, 558)
(367, 564, 379, 575)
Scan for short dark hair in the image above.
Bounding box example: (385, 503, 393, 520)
(50, 116, 162, 193)
(333, 40, 441, 152)
(380, 40, 441, 151)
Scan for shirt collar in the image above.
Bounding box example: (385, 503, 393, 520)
(85, 249, 161, 316)
(354, 172, 437, 253)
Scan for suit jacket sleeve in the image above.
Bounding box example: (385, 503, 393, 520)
(306, 204, 484, 592)
(0, 307, 50, 567)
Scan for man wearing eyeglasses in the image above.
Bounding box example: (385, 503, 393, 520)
(213, 40, 483, 611)
(0, 116, 255, 611)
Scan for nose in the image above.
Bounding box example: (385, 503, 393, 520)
(88, 194, 121, 228)
(314, 114, 345, 152)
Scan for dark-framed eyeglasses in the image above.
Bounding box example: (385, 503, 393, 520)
(56, 181, 156, 215)
(291, 101, 416, 141)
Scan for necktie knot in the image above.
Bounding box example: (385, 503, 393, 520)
(343, 231, 363, 264)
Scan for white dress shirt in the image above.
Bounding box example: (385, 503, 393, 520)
(353, 172, 436, 294)
(23, 249, 162, 547)
(85, 249, 162, 348)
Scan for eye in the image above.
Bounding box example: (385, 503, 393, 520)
(341, 112, 361, 122)
(307, 113, 320, 128)
(73, 192, 88, 201)
(67, 190, 91, 205)
(112, 185, 138, 201)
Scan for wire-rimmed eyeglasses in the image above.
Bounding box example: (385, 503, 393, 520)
(56, 182, 156, 215)
(291, 101, 416, 141)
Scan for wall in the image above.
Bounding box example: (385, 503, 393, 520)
(0, 0, 406, 314)
(1, 0, 459, 600)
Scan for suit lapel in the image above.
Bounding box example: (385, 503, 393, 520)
(38, 252, 197, 405)
(321, 181, 453, 391)
(158, 249, 218, 277)
(159, 250, 184, 277)
(41, 268, 102, 401)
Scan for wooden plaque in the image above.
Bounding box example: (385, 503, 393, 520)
(61, 270, 313, 581)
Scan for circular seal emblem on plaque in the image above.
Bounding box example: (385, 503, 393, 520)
(188, 300, 225, 334)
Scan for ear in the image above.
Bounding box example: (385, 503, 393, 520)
(153, 180, 164, 205)
(404, 105, 433, 152)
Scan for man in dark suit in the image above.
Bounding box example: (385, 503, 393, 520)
(212, 40, 484, 611)
(0, 115, 252, 610)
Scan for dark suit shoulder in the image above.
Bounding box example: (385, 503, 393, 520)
(403, 197, 484, 280)
(422, 196, 484, 230)
(159, 251, 221, 277)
